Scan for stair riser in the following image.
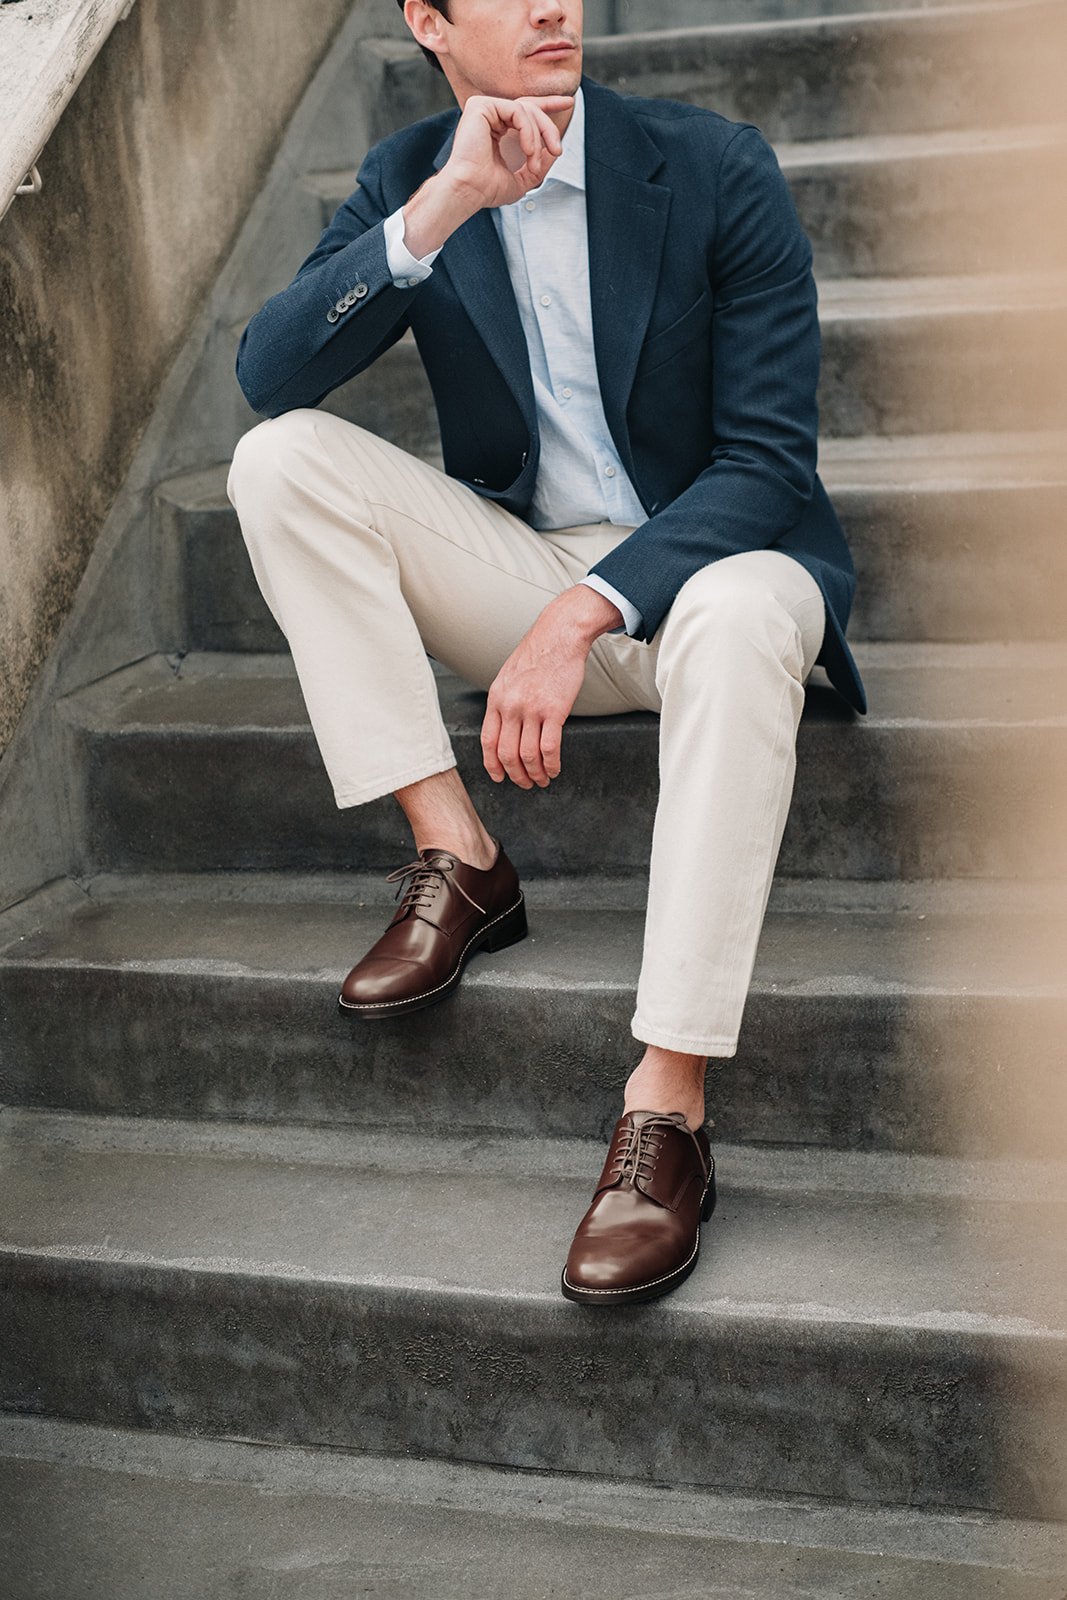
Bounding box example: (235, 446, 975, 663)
(363, 10, 1065, 146)
(844, 483, 1067, 644)
(160, 494, 284, 654)
(785, 147, 1065, 280)
(2, 971, 1063, 1159)
(4, 1255, 1064, 1519)
(232, 301, 1067, 463)
(70, 720, 1067, 880)
(314, 145, 1066, 283)
(818, 305, 1067, 438)
(166, 481, 1067, 654)
(618, 0, 964, 22)
(6, 1426, 1063, 1600)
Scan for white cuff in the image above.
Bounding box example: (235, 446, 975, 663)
(577, 575, 643, 636)
(383, 205, 441, 287)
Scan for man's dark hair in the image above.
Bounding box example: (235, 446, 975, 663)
(396, 0, 450, 75)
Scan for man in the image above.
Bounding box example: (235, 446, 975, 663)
(227, 0, 866, 1307)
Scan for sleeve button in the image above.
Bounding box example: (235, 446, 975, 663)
(326, 308, 339, 323)
(354, 282, 368, 298)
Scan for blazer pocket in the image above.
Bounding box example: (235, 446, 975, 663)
(637, 288, 712, 376)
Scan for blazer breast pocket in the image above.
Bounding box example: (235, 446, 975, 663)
(637, 288, 712, 378)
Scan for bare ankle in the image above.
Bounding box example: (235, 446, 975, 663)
(424, 833, 498, 871)
(624, 1045, 709, 1131)
(392, 768, 497, 870)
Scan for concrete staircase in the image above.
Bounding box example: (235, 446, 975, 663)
(2, 2, 1066, 1593)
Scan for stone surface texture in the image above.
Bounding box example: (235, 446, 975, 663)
(1, 1, 1065, 1594)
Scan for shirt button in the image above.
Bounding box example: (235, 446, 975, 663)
(406, 277, 420, 286)
(525, 200, 536, 211)
(540, 293, 551, 307)
(605, 465, 616, 477)
(561, 386, 572, 398)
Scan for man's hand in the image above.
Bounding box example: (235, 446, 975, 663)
(447, 93, 575, 210)
(482, 586, 624, 788)
(401, 93, 575, 258)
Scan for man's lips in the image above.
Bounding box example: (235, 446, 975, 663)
(530, 42, 575, 56)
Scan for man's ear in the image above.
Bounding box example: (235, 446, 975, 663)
(404, 0, 449, 63)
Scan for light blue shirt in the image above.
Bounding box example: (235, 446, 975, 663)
(381, 83, 643, 636)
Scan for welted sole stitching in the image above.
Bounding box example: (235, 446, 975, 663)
(561, 1231, 700, 1299)
(561, 1174, 715, 1302)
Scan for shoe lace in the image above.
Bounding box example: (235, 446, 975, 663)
(607, 1113, 682, 1187)
(384, 855, 486, 917)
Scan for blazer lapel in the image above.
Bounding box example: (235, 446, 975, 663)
(431, 125, 538, 439)
(580, 76, 670, 469)
(430, 74, 670, 467)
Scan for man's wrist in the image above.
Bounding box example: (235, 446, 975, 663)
(547, 583, 625, 647)
(402, 171, 481, 259)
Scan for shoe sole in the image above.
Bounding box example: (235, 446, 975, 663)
(559, 1170, 717, 1307)
(337, 893, 528, 1019)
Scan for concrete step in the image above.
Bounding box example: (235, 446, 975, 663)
(157, 433, 1067, 654)
(58, 646, 1067, 880)
(2, 1110, 1065, 1518)
(816, 272, 1067, 437)
(4, 1415, 1066, 1600)
(777, 126, 1067, 279)
(1, 875, 1063, 1158)
(617, 0, 967, 22)
(229, 270, 1067, 453)
(307, 125, 1067, 281)
(356, 5, 1066, 146)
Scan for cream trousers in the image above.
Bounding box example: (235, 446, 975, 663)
(226, 408, 825, 1057)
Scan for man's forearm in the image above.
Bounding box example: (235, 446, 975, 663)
(402, 172, 482, 260)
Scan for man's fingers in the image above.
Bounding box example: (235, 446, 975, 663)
(514, 104, 540, 162)
(529, 103, 564, 156)
(514, 104, 558, 179)
(484, 703, 566, 789)
(520, 720, 551, 788)
(520, 104, 565, 180)
(497, 712, 534, 788)
(540, 719, 564, 781)
(458, 94, 573, 200)
(480, 705, 505, 782)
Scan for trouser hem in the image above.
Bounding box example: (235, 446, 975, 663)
(631, 1017, 739, 1058)
(333, 754, 458, 810)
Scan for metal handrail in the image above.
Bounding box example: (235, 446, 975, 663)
(0, 0, 138, 225)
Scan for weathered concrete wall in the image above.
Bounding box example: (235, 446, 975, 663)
(0, 0, 352, 753)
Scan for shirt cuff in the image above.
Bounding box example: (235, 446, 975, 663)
(577, 575, 643, 637)
(383, 204, 441, 287)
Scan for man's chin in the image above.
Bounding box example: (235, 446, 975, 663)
(523, 54, 582, 86)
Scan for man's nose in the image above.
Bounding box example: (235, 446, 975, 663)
(529, 0, 568, 23)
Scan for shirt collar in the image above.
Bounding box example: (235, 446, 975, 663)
(529, 80, 585, 194)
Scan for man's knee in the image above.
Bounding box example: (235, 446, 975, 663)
(225, 408, 322, 508)
(656, 552, 821, 684)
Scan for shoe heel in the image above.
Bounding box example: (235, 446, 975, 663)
(482, 895, 528, 953)
(701, 1168, 717, 1220)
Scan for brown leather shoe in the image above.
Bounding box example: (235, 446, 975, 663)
(338, 836, 527, 1018)
(561, 1108, 716, 1306)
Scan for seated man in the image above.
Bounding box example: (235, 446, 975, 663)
(227, 0, 865, 1307)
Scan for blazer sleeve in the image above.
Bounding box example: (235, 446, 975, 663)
(234, 140, 427, 417)
(583, 123, 821, 642)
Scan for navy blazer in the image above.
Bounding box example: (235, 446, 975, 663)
(236, 73, 866, 714)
